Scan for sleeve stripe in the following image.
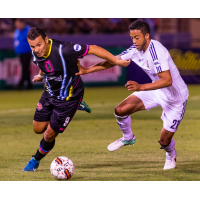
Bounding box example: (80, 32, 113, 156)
(149, 42, 158, 61)
(156, 66, 162, 73)
(32, 51, 36, 61)
(149, 42, 162, 73)
(152, 44, 158, 60)
(58, 44, 67, 100)
(120, 44, 136, 56)
(79, 45, 89, 57)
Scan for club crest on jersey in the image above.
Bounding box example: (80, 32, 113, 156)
(37, 103, 43, 111)
(45, 61, 53, 72)
(147, 60, 149, 68)
(73, 44, 81, 51)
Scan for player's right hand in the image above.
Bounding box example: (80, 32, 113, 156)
(32, 75, 44, 83)
(125, 80, 143, 91)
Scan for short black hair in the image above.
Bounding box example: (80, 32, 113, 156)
(27, 27, 46, 41)
(129, 19, 150, 36)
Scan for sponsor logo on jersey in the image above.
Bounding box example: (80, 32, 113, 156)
(147, 60, 149, 68)
(37, 103, 43, 111)
(55, 75, 63, 81)
(74, 44, 82, 51)
(47, 75, 63, 81)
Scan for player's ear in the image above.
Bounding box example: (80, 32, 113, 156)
(45, 36, 49, 43)
(145, 33, 150, 40)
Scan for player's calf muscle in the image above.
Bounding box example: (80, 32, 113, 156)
(44, 130, 59, 142)
(159, 128, 175, 146)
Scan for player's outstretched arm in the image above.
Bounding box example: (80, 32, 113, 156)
(76, 60, 115, 75)
(76, 54, 128, 76)
(88, 45, 130, 67)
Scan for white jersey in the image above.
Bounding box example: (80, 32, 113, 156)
(120, 39, 189, 102)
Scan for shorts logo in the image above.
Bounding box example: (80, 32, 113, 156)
(73, 44, 81, 51)
(37, 103, 43, 111)
(63, 117, 70, 126)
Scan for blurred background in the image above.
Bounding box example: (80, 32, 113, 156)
(0, 18, 200, 90)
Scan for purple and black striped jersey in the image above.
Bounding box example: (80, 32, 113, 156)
(32, 39, 89, 100)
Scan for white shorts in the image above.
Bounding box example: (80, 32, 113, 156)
(133, 89, 187, 132)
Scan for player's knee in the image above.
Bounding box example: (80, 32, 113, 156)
(33, 121, 48, 134)
(115, 106, 123, 116)
(33, 127, 46, 134)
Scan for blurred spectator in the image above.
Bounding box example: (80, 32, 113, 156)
(0, 18, 136, 36)
(0, 18, 14, 36)
(14, 18, 33, 90)
(144, 18, 155, 39)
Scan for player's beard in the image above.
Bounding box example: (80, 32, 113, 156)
(141, 39, 148, 52)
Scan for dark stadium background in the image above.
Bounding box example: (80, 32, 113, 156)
(0, 18, 199, 90)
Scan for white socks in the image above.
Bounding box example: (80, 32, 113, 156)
(115, 114, 134, 141)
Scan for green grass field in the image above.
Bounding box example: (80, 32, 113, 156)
(0, 85, 200, 181)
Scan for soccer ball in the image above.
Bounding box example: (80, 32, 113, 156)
(50, 156, 75, 180)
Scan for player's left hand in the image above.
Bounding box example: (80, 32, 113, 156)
(76, 60, 88, 75)
(125, 81, 143, 91)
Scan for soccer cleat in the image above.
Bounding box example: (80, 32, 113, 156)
(107, 136, 136, 151)
(22, 157, 40, 172)
(163, 150, 176, 170)
(78, 101, 92, 113)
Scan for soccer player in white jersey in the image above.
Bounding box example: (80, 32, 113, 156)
(76, 19, 189, 170)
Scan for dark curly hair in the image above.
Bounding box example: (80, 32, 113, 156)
(27, 27, 46, 41)
(129, 19, 150, 36)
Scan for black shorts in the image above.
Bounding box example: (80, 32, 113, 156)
(34, 90, 84, 133)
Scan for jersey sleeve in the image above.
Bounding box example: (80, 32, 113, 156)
(120, 45, 137, 60)
(62, 42, 89, 59)
(149, 42, 170, 74)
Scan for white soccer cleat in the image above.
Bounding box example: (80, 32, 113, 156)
(163, 150, 176, 170)
(107, 136, 136, 151)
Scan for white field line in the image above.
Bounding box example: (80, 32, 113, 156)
(0, 96, 199, 114)
(0, 103, 119, 114)
(0, 108, 34, 114)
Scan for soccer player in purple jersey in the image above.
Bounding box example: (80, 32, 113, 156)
(76, 19, 189, 170)
(22, 27, 129, 172)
